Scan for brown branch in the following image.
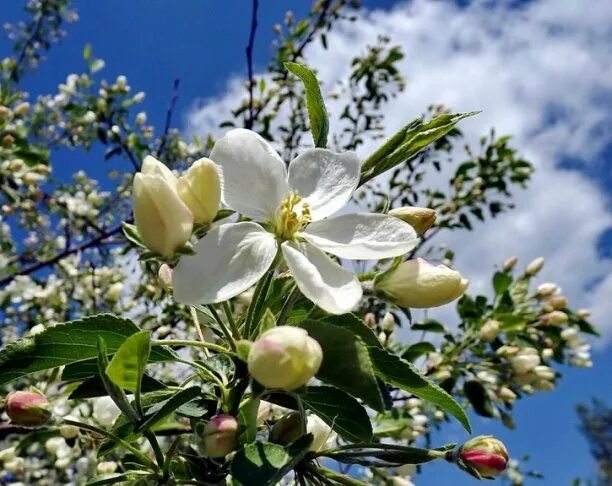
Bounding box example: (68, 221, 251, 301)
(0, 222, 127, 288)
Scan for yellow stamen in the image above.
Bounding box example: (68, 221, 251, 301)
(275, 192, 311, 240)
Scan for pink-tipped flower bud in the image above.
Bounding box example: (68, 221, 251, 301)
(5, 390, 52, 426)
(248, 326, 322, 390)
(158, 263, 173, 289)
(503, 256, 518, 272)
(363, 313, 376, 328)
(374, 258, 468, 309)
(577, 309, 591, 319)
(388, 206, 436, 235)
(457, 435, 509, 479)
(199, 414, 239, 458)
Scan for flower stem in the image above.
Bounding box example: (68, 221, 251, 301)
(152, 339, 232, 355)
(276, 284, 301, 327)
(206, 304, 237, 351)
(245, 268, 274, 338)
(223, 301, 241, 339)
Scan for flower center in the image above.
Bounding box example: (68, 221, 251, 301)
(275, 192, 311, 240)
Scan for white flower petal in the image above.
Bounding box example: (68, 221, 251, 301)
(287, 149, 360, 220)
(210, 129, 289, 221)
(173, 222, 277, 305)
(302, 213, 418, 260)
(281, 241, 362, 315)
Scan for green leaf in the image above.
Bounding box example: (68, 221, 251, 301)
(301, 386, 372, 443)
(0, 314, 175, 386)
(298, 320, 385, 412)
(323, 313, 382, 349)
(369, 348, 471, 433)
(231, 435, 313, 486)
(106, 330, 151, 393)
(401, 342, 436, 362)
(493, 271, 513, 295)
(238, 397, 260, 444)
(463, 380, 497, 418)
(68, 373, 166, 400)
(411, 320, 446, 333)
(320, 443, 449, 467)
(360, 111, 479, 184)
(136, 387, 201, 431)
(284, 62, 329, 147)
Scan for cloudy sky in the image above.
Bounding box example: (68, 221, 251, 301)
(4, 0, 611, 483)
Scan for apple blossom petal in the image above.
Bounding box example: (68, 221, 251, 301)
(173, 222, 277, 305)
(281, 241, 362, 315)
(210, 128, 289, 221)
(302, 213, 418, 260)
(287, 149, 360, 220)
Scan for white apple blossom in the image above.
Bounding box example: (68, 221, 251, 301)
(172, 128, 418, 314)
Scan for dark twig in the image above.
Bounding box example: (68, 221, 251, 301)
(157, 78, 181, 158)
(0, 222, 128, 288)
(245, 0, 259, 129)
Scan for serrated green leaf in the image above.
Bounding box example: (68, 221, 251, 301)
(136, 386, 201, 432)
(323, 313, 382, 349)
(402, 342, 436, 362)
(320, 443, 441, 467)
(298, 320, 384, 412)
(285, 62, 328, 147)
(0, 314, 175, 386)
(301, 386, 372, 443)
(463, 380, 496, 418)
(106, 331, 151, 393)
(369, 348, 471, 433)
(231, 435, 313, 486)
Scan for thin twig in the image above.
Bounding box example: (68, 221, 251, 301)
(245, 0, 259, 129)
(157, 78, 181, 157)
(0, 222, 127, 288)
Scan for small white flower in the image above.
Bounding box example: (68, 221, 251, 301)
(92, 396, 121, 427)
(173, 129, 417, 314)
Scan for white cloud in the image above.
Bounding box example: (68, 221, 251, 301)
(186, 0, 612, 344)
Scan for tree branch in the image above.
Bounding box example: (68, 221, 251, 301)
(157, 78, 181, 158)
(245, 0, 259, 129)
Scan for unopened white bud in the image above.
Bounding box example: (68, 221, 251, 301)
(375, 258, 468, 308)
(525, 257, 545, 276)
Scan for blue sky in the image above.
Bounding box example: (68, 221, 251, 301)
(2, 0, 611, 484)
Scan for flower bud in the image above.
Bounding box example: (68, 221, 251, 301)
(498, 387, 517, 402)
(479, 319, 500, 342)
(539, 310, 568, 326)
(525, 257, 544, 276)
(158, 263, 173, 289)
(381, 312, 395, 332)
(511, 348, 540, 374)
(177, 158, 221, 225)
(457, 435, 509, 479)
(374, 258, 469, 308)
(388, 206, 436, 235)
(199, 414, 239, 458)
(502, 256, 518, 272)
(536, 282, 557, 297)
(577, 309, 591, 318)
(133, 155, 193, 257)
(248, 326, 322, 390)
(363, 312, 376, 328)
(548, 295, 568, 310)
(14, 102, 30, 116)
(307, 415, 337, 452)
(5, 390, 52, 426)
